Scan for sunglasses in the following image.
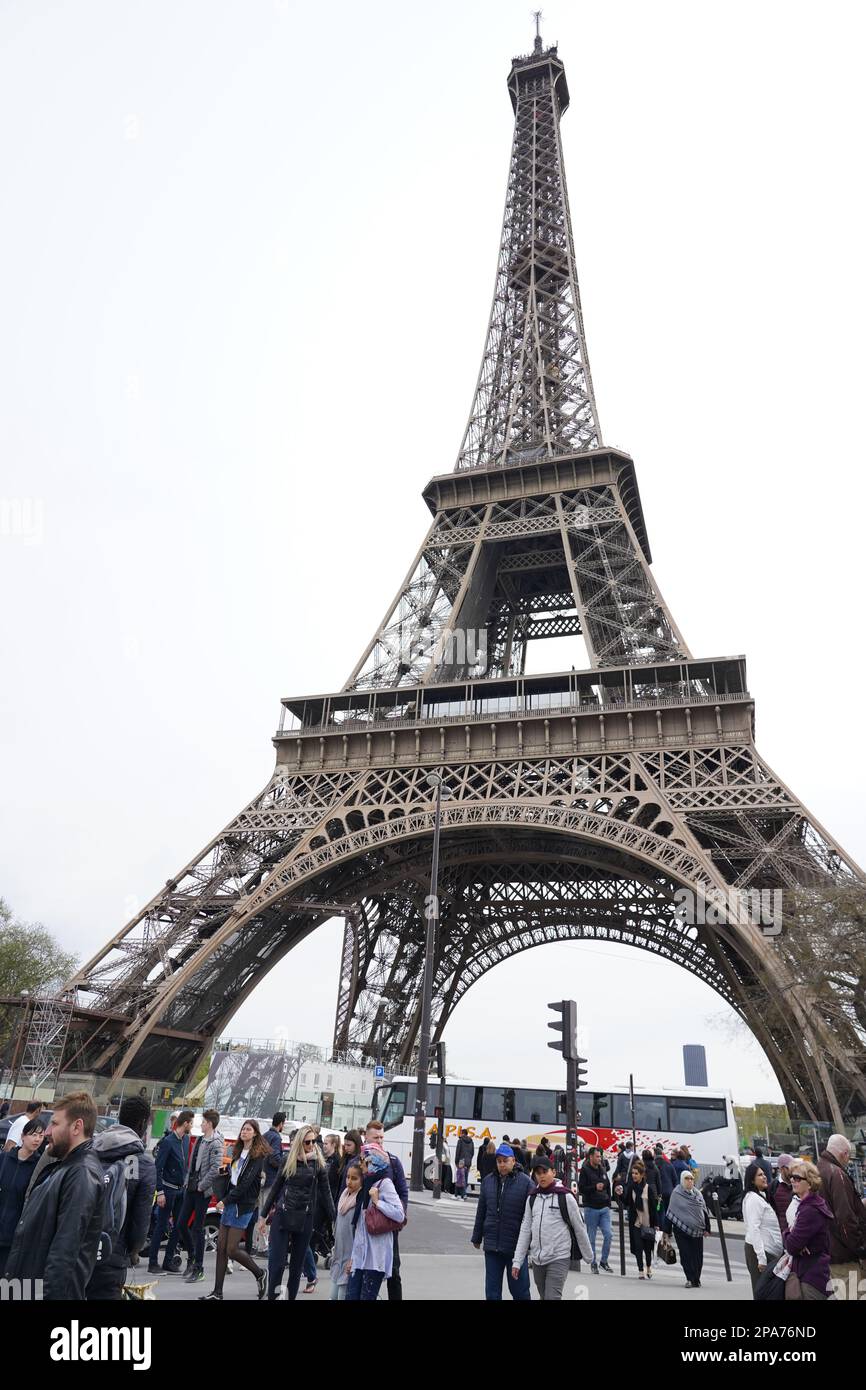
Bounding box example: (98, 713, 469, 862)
(303, 1138, 315, 1145)
(790, 1175, 807, 1182)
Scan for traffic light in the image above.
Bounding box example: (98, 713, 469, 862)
(576, 1054, 588, 1088)
(547, 999, 578, 1061)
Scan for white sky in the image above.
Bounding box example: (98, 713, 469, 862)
(1, 1, 864, 1110)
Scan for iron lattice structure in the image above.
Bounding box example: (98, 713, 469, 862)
(36, 34, 864, 1126)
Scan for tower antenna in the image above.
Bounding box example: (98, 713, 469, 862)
(533, 10, 543, 54)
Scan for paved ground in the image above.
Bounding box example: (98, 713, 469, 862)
(139, 1192, 751, 1302)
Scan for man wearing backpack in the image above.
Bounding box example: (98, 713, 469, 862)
(3, 1091, 104, 1299)
(86, 1095, 156, 1300)
(512, 1156, 594, 1300)
(257, 1113, 286, 1255)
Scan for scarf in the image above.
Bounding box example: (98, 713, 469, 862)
(667, 1182, 707, 1237)
(632, 1181, 651, 1229)
(338, 1186, 357, 1216)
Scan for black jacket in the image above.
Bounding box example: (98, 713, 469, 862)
(262, 1158, 335, 1228)
(3, 1140, 104, 1299)
(622, 1176, 660, 1258)
(0, 1146, 41, 1247)
(478, 1147, 498, 1182)
(223, 1151, 266, 1215)
(455, 1134, 474, 1169)
(578, 1160, 612, 1209)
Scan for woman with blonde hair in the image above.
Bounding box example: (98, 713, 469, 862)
(783, 1160, 833, 1300)
(260, 1124, 335, 1300)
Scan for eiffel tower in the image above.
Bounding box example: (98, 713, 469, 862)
(59, 28, 864, 1127)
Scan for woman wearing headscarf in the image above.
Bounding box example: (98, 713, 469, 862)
(345, 1144, 405, 1301)
(260, 1123, 335, 1300)
(617, 1157, 660, 1279)
(742, 1163, 784, 1296)
(663, 1169, 710, 1287)
(783, 1160, 834, 1300)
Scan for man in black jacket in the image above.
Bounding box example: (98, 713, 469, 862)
(578, 1145, 613, 1273)
(147, 1108, 193, 1274)
(3, 1091, 104, 1300)
(86, 1095, 157, 1300)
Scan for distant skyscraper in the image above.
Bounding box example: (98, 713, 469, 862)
(683, 1045, 708, 1087)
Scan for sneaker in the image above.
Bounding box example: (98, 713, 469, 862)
(226, 1260, 234, 1275)
(184, 1266, 204, 1284)
(600, 1261, 613, 1273)
(591, 1262, 598, 1274)
(638, 1270, 646, 1279)
(646, 1267, 652, 1279)
(198, 1291, 223, 1300)
(161, 1264, 183, 1275)
(146, 1263, 161, 1275)
(303, 1279, 318, 1294)
(256, 1269, 268, 1301)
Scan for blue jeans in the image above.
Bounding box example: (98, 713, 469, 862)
(346, 1268, 385, 1301)
(583, 1206, 612, 1264)
(303, 1243, 317, 1283)
(148, 1186, 181, 1266)
(483, 1251, 531, 1301)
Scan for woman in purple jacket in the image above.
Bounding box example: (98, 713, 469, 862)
(783, 1160, 833, 1300)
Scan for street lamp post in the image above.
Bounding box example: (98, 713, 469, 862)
(410, 771, 443, 1192)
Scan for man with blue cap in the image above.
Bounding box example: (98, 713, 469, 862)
(470, 1142, 532, 1300)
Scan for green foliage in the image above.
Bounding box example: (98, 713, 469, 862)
(0, 898, 78, 997)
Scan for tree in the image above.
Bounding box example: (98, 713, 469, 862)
(0, 899, 78, 1063)
(731, 882, 866, 1125)
(0, 898, 78, 996)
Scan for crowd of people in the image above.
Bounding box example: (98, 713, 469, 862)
(740, 1137, 866, 1301)
(1, 1090, 864, 1302)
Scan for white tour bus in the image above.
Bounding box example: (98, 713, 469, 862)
(371, 1077, 738, 1186)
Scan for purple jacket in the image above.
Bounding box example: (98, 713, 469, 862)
(783, 1191, 833, 1294)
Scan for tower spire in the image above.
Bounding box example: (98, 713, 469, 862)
(533, 9, 543, 54)
(456, 39, 601, 471)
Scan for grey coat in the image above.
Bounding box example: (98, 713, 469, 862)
(330, 1200, 356, 1288)
(191, 1130, 224, 1199)
(513, 1187, 593, 1268)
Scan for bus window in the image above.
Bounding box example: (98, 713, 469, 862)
(453, 1086, 477, 1120)
(668, 1098, 728, 1133)
(380, 1083, 408, 1129)
(516, 1089, 557, 1124)
(613, 1094, 668, 1130)
(594, 1093, 612, 1128)
(481, 1088, 508, 1121)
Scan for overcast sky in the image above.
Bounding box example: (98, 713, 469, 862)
(2, 1, 864, 1110)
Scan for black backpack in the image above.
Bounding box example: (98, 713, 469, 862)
(528, 1190, 583, 1270)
